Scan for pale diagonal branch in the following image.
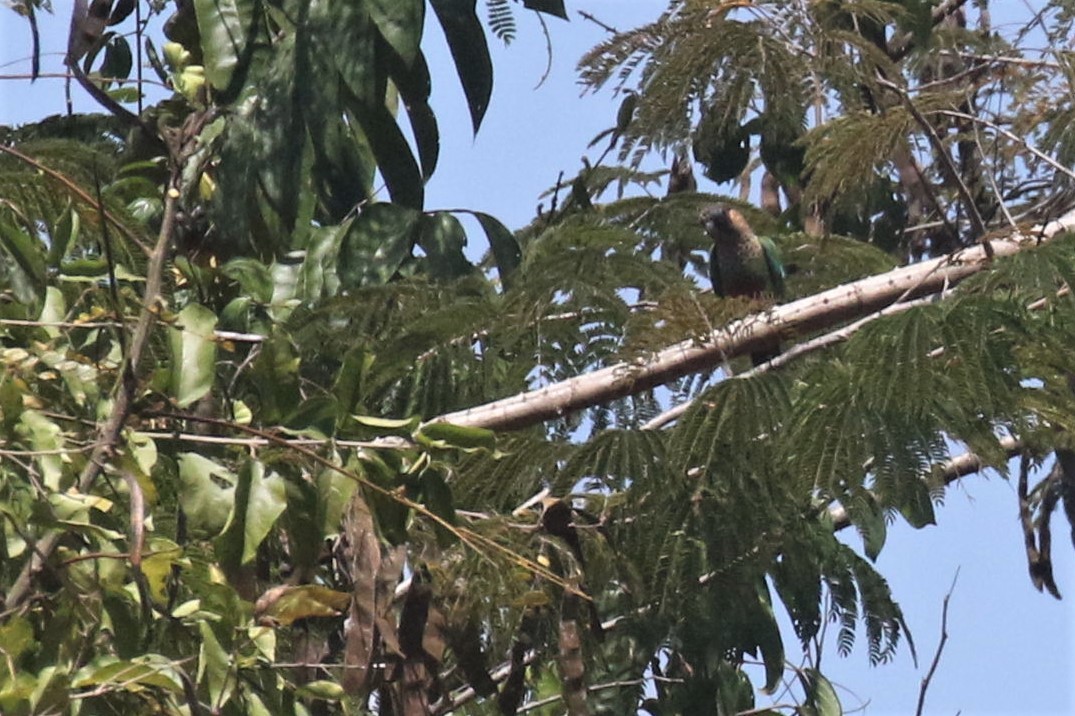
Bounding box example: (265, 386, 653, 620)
(436, 211, 1075, 431)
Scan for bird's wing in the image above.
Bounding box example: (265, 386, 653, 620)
(708, 251, 724, 297)
(760, 236, 786, 297)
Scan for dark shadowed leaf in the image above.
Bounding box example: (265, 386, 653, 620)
(282, 395, 339, 438)
(430, 0, 492, 133)
(898, 477, 936, 528)
(0, 217, 46, 292)
(100, 34, 132, 80)
(754, 580, 786, 694)
(168, 303, 218, 408)
(345, 93, 424, 208)
(418, 211, 471, 280)
(419, 469, 457, 546)
(473, 211, 521, 288)
(385, 48, 439, 179)
(522, 0, 568, 19)
(357, 453, 411, 546)
(338, 204, 420, 287)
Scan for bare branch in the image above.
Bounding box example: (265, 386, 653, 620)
(877, 77, 990, 254)
(915, 571, 959, 716)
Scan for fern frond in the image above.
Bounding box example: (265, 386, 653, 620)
(486, 0, 516, 45)
(802, 108, 914, 204)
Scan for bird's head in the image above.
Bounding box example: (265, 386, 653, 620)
(699, 204, 754, 243)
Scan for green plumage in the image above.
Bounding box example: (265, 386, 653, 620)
(700, 205, 786, 365)
(700, 205, 785, 299)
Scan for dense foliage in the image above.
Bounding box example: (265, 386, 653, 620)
(2, 1, 1075, 714)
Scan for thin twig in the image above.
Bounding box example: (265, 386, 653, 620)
(877, 77, 991, 255)
(914, 571, 959, 716)
(937, 109, 1075, 183)
(577, 10, 617, 34)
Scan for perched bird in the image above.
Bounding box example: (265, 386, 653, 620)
(700, 204, 786, 365)
(666, 154, 698, 196)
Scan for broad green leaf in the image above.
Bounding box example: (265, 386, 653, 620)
(802, 669, 842, 716)
(416, 421, 496, 451)
(248, 625, 276, 662)
(317, 467, 357, 537)
(386, 49, 439, 179)
(419, 468, 457, 546)
(74, 659, 183, 693)
(346, 94, 424, 208)
(473, 211, 520, 289)
(249, 333, 302, 422)
(178, 453, 236, 537)
(430, 0, 493, 133)
(418, 211, 471, 280)
(754, 580, 786, 694)
(194, 0, 255, 92)
(714, 660, 755, 715)
(282, 478, 322, 572)
(222, 258, 274, 303)
(296, 680, 345, 700)
(0, 217, 46, 292)
(282, 395, 338, 438)
(333, 346, 373, 416)
(168, 303, 218, 408)
(101, 34, 133, 80)
(218, 459, 287, 565)
(39, 287, 65, 339)
(255, 585, 350, 626)
(312, 0, 375, 104)
(244, 692, 275, 716)
(17, 410, 63, 489)
(58, 257, 108, 277)
(353, 414, 421, 432)
(299, 224, 345, 303)
(198, 621, 233, 708)
(0, 376, 22, 433)
(141, 538, 184, 604)
(46, 202, 78, 268)
(356, 453, 410, 545)
(352, 410, 419, 438)
(850, 489, 887, 561)
(303, 64, 377, 222)
(368, 0, 424, 66)
(0, 616, 34, 665)
(338, 204, 420, 287)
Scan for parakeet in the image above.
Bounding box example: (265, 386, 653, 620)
(700, 204, 786, 364)
(666, 154, 697, 196)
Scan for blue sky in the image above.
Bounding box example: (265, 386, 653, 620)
(1, 3, 1073, 714)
